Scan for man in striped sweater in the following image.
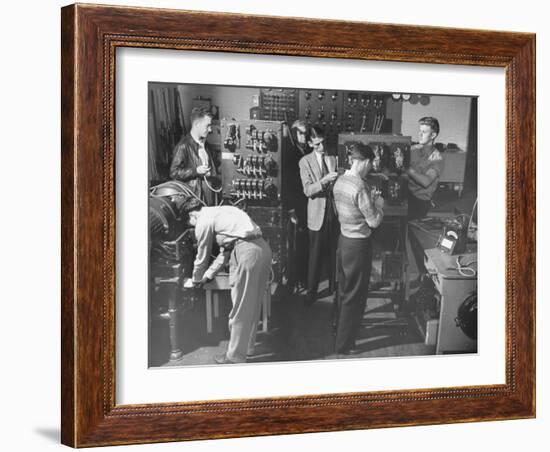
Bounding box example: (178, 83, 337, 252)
(332, 142, 384, 355)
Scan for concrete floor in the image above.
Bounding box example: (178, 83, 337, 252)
(150, 280, 434, 368)
(149, 186, 475, 368)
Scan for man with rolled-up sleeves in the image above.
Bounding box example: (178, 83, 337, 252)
(186, 203, 272, 364)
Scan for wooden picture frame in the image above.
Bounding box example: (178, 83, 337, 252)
(61, 3, 535, 447)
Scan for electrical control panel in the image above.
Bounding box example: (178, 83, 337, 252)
(298, 89, 344, 149)
(220, 119, 288, 205)
(342, 93, 387, 133)
(337, 133, 411, 171)
(337, 133, 412, 205)
(298, 90, 392, 151)
(258, 88, 298, 123)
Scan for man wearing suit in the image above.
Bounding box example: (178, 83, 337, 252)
(285, 120, 310, 291)
(299, 126, 339, 306)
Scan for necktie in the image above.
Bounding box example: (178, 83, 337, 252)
(320, 155, 336, 218)
(320, 155, 329, 177)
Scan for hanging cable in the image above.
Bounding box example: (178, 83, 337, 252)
(467, 197, 478, 237)
(231, 197, 246, 206)
(149, 181, 207, 207)
(455, 256, 477, 277)
(202, 175, 223, 193)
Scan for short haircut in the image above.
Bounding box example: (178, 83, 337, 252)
(182, 197, 203, 214)
(190, 106, 213, 125)
(181, 197, 203, 225)
(347, 141, 375, 161)
(290, 119, 309, 144)
(418, 116, 440, 135)
(308, 125, 325, 141)
(291, 119, 307, 131)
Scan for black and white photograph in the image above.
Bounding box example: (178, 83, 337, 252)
(148, 83, 478, 367)
(4, 0, 546, 450)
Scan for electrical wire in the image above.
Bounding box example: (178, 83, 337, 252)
(231, 197, 246, 206)
(455, 257, 477, 277)
(467, 197, 478, 237)
(453, 213, 470, 222)
(150, 182, 207, 207)
(202, 175, 223, 193)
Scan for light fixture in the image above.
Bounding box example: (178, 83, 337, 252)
(390, 93, 429, 104)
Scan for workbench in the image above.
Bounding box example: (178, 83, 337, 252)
(202, 272, 272, 334)
(407, 218, 478, 354)
(424, 248, 478, 354)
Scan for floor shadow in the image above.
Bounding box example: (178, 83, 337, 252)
(34, 427, 60, 443)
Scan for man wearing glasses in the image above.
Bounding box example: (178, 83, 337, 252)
(285, 120, 310, 291)
(299, 126, 339, 306)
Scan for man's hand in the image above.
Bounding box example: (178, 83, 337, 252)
(288, 209, 299, 225)
(321, 171, 338, 186)
(374, 195, 385, 211)
(183, 278, 195, 289)
(371, 189, 384, 210)
(196, 165, 211, 176)
(191, 279, 203, 288)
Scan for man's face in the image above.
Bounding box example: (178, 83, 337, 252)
(295, 126, 307, 145)
(310, 138, 324, 154)
(418, 124, 436, 145)
(193, 116, 213, 141)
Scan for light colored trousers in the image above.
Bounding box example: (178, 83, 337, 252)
(226, 238, 272, 362)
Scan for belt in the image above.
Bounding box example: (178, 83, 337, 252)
(235, 234, 262, 245)
(226, 234, 263, 250)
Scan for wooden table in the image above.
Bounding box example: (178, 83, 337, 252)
(202, 272, 272, 334)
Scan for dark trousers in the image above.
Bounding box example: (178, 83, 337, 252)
(288, 225, 309, 290)
(407, 192, 432, 276)
(307, 208, 337, 296)
(407, 191, 432, 220)
(335, 235, 373, 353)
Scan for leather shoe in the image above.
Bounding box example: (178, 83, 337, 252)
(304, 294, 317, 307)
(337, 346, 362, 356)
(213, 354, 238, 365)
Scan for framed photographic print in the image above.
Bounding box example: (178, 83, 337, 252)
(61, 3, 535, 447)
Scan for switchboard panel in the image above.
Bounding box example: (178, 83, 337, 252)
(342, 93, 387, 133)
(258, 88, 298, 123)
(298, 90, 393, 151)
(220, 119, 288, 206)
(338, 133, 412, 205)
(219, 119, 290, 281)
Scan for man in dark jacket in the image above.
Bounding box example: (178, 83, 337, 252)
(285, 120, 310, 291)
(170, 107, 220, 206)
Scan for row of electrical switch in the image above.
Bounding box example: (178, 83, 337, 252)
(231, 178, 277, 200)
(232, 155, 277, 178)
